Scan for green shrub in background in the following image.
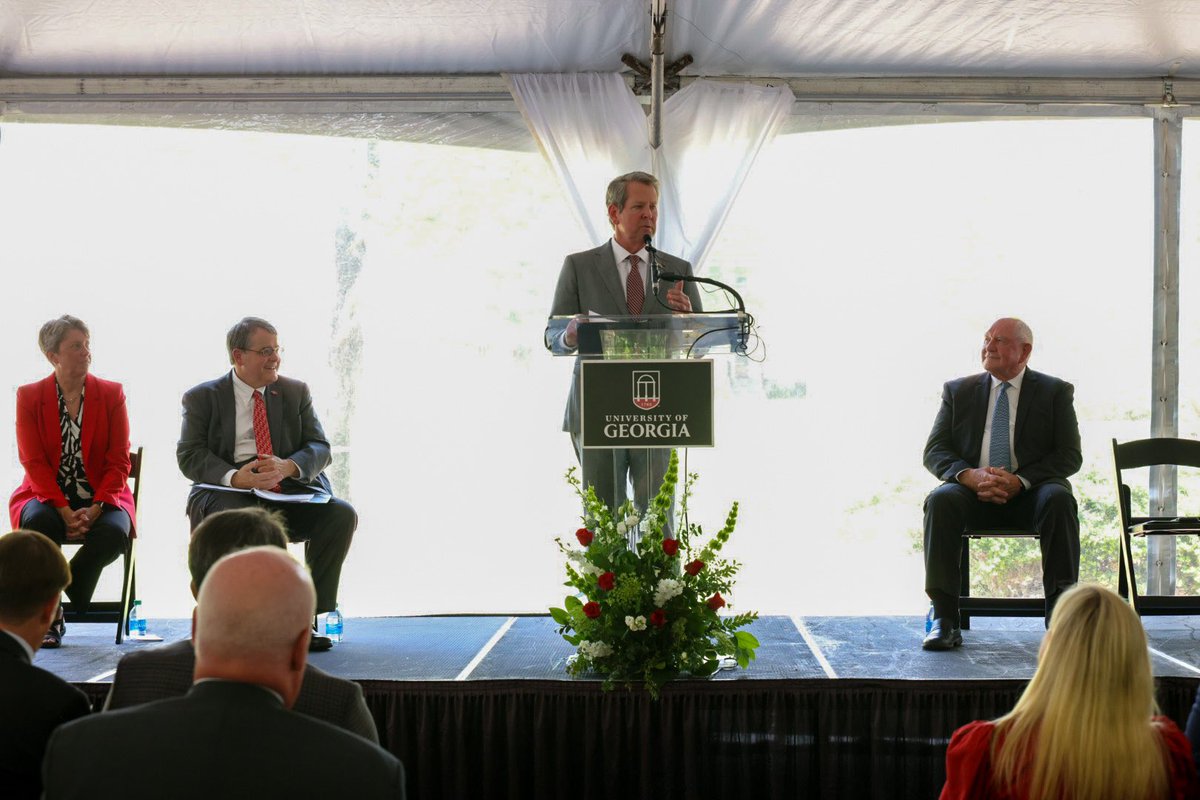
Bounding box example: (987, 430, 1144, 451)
(962, 467, 1200, 598)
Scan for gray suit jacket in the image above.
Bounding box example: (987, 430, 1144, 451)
(104, 639, 379, 743)
(0, 632, 90, 800)
(177, 371, 334, 510)
(546, 240, 704, 433)
(45, 681, 405, 800)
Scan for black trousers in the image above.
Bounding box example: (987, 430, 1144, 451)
(186, 489, 356, 614)
(923, 481, 1079, 622)
(19, 498, 129, 614)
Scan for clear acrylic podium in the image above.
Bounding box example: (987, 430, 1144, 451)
(545, 312, 745, 538)
(544, 312, 746, 359)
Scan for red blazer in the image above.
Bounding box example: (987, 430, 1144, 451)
(9, 374, 137, 535)
(941, 718, 1200, 800)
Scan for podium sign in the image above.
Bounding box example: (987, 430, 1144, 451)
(580, 360, 714, 449)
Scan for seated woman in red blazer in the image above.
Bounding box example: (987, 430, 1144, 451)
(941, 583, 1198, 800)
(8, 315, 136, 647)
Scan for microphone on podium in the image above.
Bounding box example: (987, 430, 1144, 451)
(643, 234, 660, 296)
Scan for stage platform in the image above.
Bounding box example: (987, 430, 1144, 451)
(37, 614, 1200, 799)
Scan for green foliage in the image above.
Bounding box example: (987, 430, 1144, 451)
(901, 465, 1200, 598)
(552, 450, 759, 698)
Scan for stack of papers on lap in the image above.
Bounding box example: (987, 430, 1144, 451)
(192, 483, 331, 504)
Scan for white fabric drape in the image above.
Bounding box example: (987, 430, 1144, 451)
(506, 71, 794, 271)
(655, 80, 795, 269)
(506, 72, 651, 246)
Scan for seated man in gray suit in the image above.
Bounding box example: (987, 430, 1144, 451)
(0, 530, 90, 800)
(43, 547, 405, 800)
(105, 507, 377, 742)
(177, 316, 356, 651)
(546, 171, 703, 520)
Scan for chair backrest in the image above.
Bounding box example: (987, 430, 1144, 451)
(1112, 437, 1200, 521)
(1112, 437, 1200, 471)
(128, 446, 143, 509)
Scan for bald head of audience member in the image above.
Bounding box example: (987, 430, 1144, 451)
(187, 507, 289, 597)
(0, 530, 71, 653)
(193, 547, 315, 708)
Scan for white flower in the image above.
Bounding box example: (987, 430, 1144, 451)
(616, 522, 627, 536)
(653, 578, 683, 606)
(579, 640, 613, 658)
(624, 513, 640, 527)
(625, 615, 647, 631)
(566, 551, 602, 575)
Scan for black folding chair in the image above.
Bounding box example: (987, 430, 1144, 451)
(1112, 437, 1200, 615)
(958, 527, 1045, 629)
(61, 446, 141, 643)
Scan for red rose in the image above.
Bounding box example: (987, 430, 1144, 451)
(684, 559, 705, 576)
(649, 609, 667, 628)
(662, 538, 679, 556)
(583, 601, 602, 619)
(576, 528, 594, 547)
(707, 593, 726, 611)
(598, 572, 615, 591)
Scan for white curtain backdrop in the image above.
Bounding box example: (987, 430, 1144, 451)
(655, 80, 795, 269)
(506, 72, 651, 246)
(506, 71, 794, 269)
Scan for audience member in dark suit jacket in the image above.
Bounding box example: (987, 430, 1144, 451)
(922, 317, 1081, 651)
(43, 547, 405, 800)
(0, 530, 90, 799)
(104, 507, 377, 741)
(1185, 685, 1200, 771)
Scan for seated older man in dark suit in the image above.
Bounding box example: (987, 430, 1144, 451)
(104, 507, 377, 741)
(922, 317, 1082, 651)
(0, 530, 90, 799)
(43, 547, 405, 800)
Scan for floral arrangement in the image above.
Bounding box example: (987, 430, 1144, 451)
(551, 450, 759, 697)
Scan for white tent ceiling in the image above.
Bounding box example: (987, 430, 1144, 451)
(1, 0, 1198, 79)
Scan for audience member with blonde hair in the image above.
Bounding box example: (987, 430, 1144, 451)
(940, 584, 1198, 800)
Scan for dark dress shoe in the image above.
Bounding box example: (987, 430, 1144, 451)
(309, 633, 333, 652)
(922, 619, 963, 651)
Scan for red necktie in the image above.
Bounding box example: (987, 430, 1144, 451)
(252, 391, 281, 491)
(626, 254, 644, 315)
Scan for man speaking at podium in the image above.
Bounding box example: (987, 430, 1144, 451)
(547, 171, 703, 523)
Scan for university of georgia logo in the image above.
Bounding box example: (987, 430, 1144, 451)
(632, 370, 661, 410)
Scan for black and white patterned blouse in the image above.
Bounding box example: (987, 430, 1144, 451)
(56, 382, 94, 508)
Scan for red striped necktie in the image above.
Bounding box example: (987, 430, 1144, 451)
(626, 254, 644, 315)
(252, 390, 281, 491)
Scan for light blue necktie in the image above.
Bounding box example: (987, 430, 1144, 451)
(989, 381, 1012, 471)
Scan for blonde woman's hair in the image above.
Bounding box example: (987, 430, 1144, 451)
(991, 584, 1168, 800)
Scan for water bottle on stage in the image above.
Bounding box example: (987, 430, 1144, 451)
(326, 607, 343, 643)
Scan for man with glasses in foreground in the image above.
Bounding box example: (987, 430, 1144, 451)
(177, 317, 356, 652)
